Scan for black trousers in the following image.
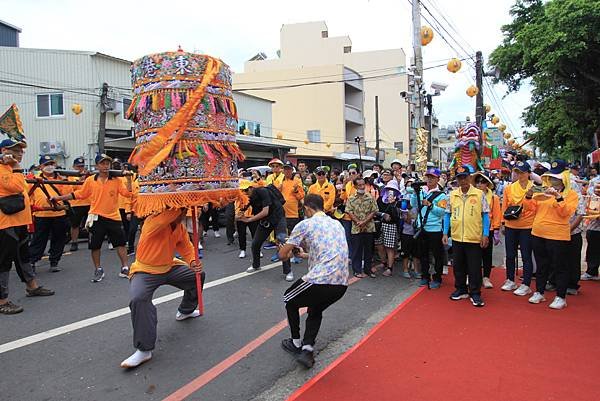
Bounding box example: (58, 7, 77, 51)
(119, 208, 130, 240)
(351, 232, 374, 274)
(127, 215, 141, 253)
(236, 220, 257, 251)
(532, 235, 569, 298)
(452, 241, 482, 295)
(585, 230, 600, 276)
(251, 217, 290, 273)
(481, 230, 494, 278)
(566, 233, 583, 290)
(29, 216, 69, 265)
(0, 226, 35, 299)
(284, 278, 347, 346)
(418, 231, 444, 283)
(224, 203, 236, 243)
(200, 205, 219, 232)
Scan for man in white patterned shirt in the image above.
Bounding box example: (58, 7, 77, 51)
(582, 176, 600, 280)
(278, 194, 349, 369)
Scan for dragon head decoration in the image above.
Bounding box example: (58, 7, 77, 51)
(449, 122, 484, 171)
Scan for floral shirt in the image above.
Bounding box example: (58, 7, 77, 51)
(587, 176, 600, 232)
(286, 212, 349, 285)
(345, 193, 379, 234)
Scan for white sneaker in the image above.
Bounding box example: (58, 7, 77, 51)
(238, 250, 246, 258)
(528, 292, 546, 304)
(443, 266, 449, 275)
(120, 349, 152, 368)
(119, 266, 129, 278)
(501, 279, 518, 291)
(549, 296, 567, 310)
(260, 252, 264, 258)
(285, 272, 294, 282)
(580, 272, 600, 281)
(214, 231, 221, 238)
(233, 231, 238, 238)
(513, 284, 532, 296)
(482, 277, 493, 289)
(175, 309, 201, 321)
(198, 243, 203, 250)
(246, 266, 260, 273)
(108, 243, 114, 250)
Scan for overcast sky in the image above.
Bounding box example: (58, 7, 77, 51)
(3, 0, 530, 140)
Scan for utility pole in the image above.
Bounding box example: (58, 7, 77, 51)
(475, 51, 484, 149)
(375, 95, 380, 163)
(412, 0, 425, 140)
(97, 82, 109, 154)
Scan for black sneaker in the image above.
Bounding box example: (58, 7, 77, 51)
(0, 301, 24, 314)
(470, 293, 485, 307)
(92, 268, 105, 283)
(70, 242, 78, 252)
(50, 263, 61, 273)
(25, 286, 55, 297)
(297, 349, 315, 369)
(281, 338, 301, 355)
(450, 289, 469, 301)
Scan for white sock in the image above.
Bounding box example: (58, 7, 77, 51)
(292, 338, 302, 348)
(302, 344, 313, 352)
(122, 266, 129, 270)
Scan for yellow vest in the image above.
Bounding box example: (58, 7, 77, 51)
(449, 185, 484, 244)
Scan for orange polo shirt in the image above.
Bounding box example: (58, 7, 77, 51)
(73, 174, 131, 221)
(530, 190, 579, 241)
(67, 176, 91, 207)
(308, 180, 336, 213)
(29, 173, 67, 218)
(0, 164, 32, 230)
(502, 182, 535, 229)
(281, 177, 305, 218)
(129, 209, 196, 276)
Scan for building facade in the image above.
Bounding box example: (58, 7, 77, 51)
(233, 21, 409, 167)
(0, 20, 20, 47)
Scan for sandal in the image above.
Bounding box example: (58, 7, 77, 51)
(353, 273, 368, 278)
(383, 268, 392, 277)
(369, 272, 377, 278)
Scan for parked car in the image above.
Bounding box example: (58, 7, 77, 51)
(247, 165, 272, 178)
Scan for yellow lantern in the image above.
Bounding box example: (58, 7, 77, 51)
(326, 143, 331, 148)
(466, 85, 479, 97)
(508, 139, 515, 145)
(484, 104, 491, 114)
(276, 132, 283, 140)
(304, 139, 310, 145)
(499, 124, 507, 132)
(503, 132, 511, 139)
(491, 115, 500, 125)
(420, 26, 434, 46)
(71, 104, 83, 115)
(243, 128, 250, 136)
(447, 58, 461, 73)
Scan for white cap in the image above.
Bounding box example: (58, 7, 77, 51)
(362, 170, 374, 179)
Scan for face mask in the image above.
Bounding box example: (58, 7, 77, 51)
(42, 165, 56, 174)
(336, 184, 343, 190)
(356, 189, 366, 195)
(406, 186, 414, 194)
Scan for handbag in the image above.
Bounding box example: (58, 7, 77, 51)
(0, 193, 26, 215)
(503, 205, 523, 220)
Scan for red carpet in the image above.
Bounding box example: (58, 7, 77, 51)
(288, 270, 600, 401)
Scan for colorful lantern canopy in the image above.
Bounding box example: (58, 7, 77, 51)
(491, 115, 500, 125)
(420, 26, 434, 46)
(71, 104, 83, 115)
(484, 104, 491, 114)
(498, 124, 506, 132)
(466, 85, 479, 97)
(503, 132, 511, 139)
(447, 58, 461, 73)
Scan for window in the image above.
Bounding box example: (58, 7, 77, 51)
(238, 119, 261, 137)
(37, 93, 64, 118)
(394, 141, 404, 153)
(321, 30, 328, 38)
(344, 46, 352, 54)
(307, 130, 321, 143)
(122, 98, 132, 120)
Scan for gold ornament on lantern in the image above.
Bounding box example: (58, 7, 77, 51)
(71, 104, 83, 115)
(491, 115, 500, 125)
(503, 132, 511, 139)
(499, 124, 506, 132)
(484, 104, 491, 113)
(447, 58, 461, 73)
(466, 85, 479, 97)
(420, 26, 434, 46)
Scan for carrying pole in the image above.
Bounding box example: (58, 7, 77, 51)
(191, 206, 204, 315)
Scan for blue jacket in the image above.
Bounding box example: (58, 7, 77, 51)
(409, 187, 448, 232)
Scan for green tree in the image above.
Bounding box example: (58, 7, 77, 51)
(489, 0, 600, 161)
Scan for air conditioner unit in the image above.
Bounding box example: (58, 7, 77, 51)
(106, 98, 120, 114)
(40, 141, 65, 155)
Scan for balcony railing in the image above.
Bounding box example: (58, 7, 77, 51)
(344, 104, 363, 125)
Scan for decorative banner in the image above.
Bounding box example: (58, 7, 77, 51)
(0, 104, 25, 142)
(415, 127, 429, 175)
(127, 50, 245, 217)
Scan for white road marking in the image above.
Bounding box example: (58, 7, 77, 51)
(0, 262, 282, 355)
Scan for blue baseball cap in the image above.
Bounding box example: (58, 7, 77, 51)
(39, 155, 56, 165)
(513, 161, 531, 173)
(549, 160, 568, 175)
(73, 156, 85, 166)
(455, 164, 475, 178)
(425, 167, 441, 177)
(0, 138, 26, 149)
(95, 153, 113, 164)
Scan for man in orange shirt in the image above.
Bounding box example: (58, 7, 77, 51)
(120, 207, 204, 368)
(281, 162, 305, 275)
(308, 167, 335, 214)
(0, 139, 54, 315)
(29, 155, 70, 273)
(67, 156, 90, 252)
(53, 154, 132, 282)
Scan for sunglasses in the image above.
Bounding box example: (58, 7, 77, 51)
(316, 172, 326, 176)
(349, 171, 357, 175)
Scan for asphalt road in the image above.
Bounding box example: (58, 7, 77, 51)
(0, 231, 505, 401)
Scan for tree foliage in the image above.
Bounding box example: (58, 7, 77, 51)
(489, 0, 600, 160)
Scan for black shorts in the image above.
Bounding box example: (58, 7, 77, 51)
(69, 206, 90, 229)
(400, 233, 416, 258)
(89, 216, 126, 250)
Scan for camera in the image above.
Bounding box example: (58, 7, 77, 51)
(412, 180, 427, 188)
